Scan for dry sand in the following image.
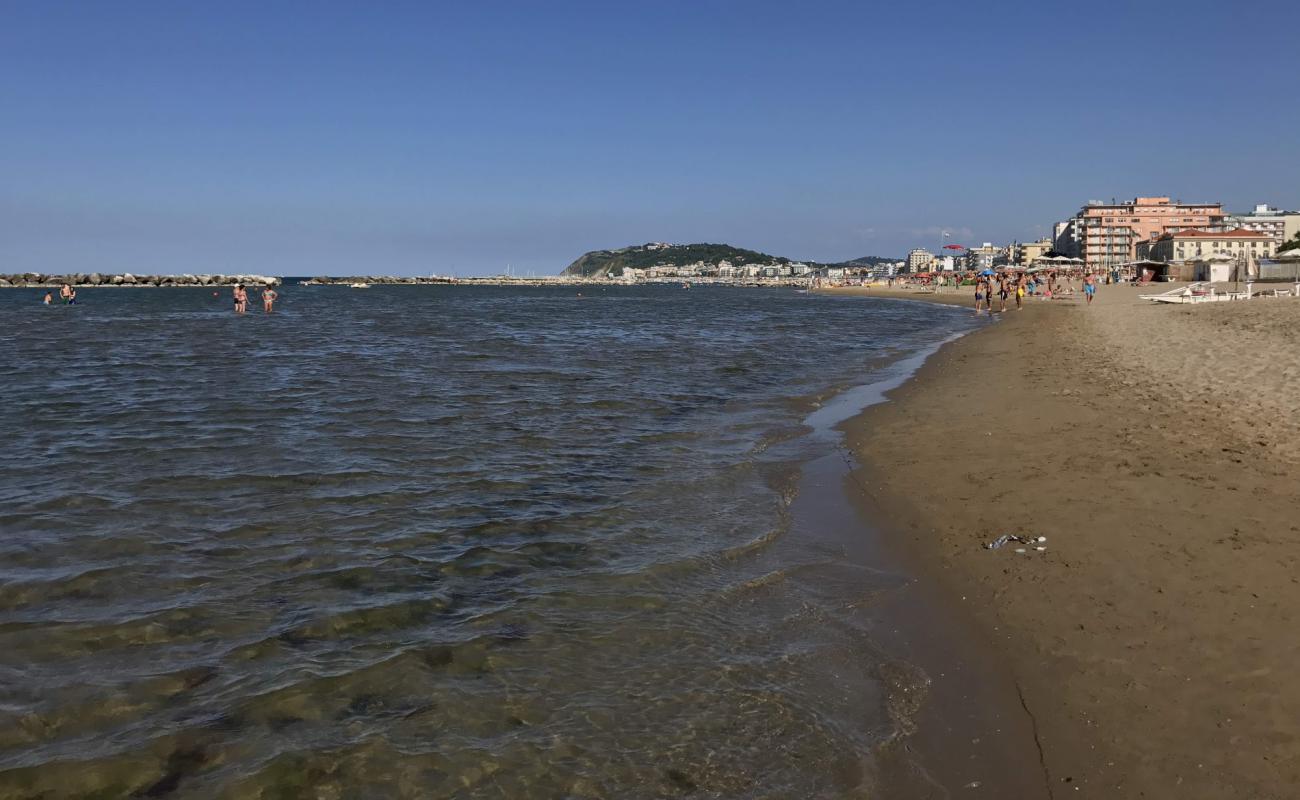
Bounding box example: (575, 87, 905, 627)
(828, 283, 1300, 798)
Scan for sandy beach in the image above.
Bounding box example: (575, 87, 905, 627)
(829, 283, 1300, 798)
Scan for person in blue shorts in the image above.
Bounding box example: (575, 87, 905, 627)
(1083, 273, 1096, 305)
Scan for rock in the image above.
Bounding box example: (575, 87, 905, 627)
(0, 278, 10, 287)
(88, 272, 103, 285)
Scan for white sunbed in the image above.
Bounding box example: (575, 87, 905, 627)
(1140, 282, 1256, 304)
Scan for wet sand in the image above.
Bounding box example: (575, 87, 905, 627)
(827, 283, 1300, 798)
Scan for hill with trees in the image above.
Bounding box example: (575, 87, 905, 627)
(561, 243, 898, 277)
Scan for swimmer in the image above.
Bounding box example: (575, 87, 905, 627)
(43, 291, 53, 305)
(233, 284, 248, 314)
(261, 285, 278, 313)
(59, 283, 76, 305)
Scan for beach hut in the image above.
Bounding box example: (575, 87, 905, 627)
(1192, 255, 1236, 283)
(1126, 259, 1167, 284)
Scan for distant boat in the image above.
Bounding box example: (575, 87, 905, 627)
(349, 282, 371, 289)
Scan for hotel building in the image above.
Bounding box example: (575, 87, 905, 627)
(1073, 196, 1225, 270)
(1146, 228, 1276, 263)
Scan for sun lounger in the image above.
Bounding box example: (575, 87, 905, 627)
(1140, 282, 1242, 304)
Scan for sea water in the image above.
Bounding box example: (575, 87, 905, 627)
(0, 284, 980, 797)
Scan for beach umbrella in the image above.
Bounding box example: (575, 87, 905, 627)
(979, 269, 994, 276)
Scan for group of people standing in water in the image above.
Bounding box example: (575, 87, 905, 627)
(232, 283, 277, 314)
(42, 284, 78, 305)
(39, 282, 278, 313)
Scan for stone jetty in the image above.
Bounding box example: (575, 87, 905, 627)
(301, 276, 458, 285)
(0, 273, 280, 288)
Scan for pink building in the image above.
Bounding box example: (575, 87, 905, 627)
(1075, 197, 1224, 270)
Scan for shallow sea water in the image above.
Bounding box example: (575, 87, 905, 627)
(0, 284, 979, 798)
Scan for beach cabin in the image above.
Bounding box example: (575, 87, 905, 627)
(1193, 255, 1236, 283)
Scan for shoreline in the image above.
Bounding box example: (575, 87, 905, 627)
(829, 284, 1300, 797)
(779, 324, 1049, 797)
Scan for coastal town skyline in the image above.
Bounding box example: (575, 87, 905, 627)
(4, 1, 1300, 276)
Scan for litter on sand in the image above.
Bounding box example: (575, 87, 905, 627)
(984, 534, 1047, 551)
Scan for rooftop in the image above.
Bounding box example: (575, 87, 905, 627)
(1158, 227, 1271, 240)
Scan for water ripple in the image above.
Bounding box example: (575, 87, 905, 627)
(0, 284, 976, 797)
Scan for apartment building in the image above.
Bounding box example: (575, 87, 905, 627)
(1012, 238, 1053, 265)
(966, 243, 1001, 271)
(1052, 218, 1080, 258)
(906, 248, 935, 273)
(1073, 196, 1224, 269)
(1224, 204, 1298, 245)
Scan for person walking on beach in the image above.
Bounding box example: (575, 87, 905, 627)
(1083, 273, 1097, 305)
(1015, 273, 1026, 310)
(973, 275, 987, 315)
(233, 284, 248, 314)
(59, 283, 76, 305)
(261, 285, 278, 313)
(996, 275, 1009, 313)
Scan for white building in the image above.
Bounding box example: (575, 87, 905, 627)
(1224, 204, 1297, 246)
(1053, 218, 1081, 258)
(966, 243, 1000, 271)
(906, 248, 935, 273)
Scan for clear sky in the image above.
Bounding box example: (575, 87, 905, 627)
(3, 0, 1298, 276)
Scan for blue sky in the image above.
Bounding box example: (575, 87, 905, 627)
(3, 0, 1298, 276)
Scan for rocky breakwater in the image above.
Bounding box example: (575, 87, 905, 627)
(0, 272, 281, 288)
(301, 275, 458, 285)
